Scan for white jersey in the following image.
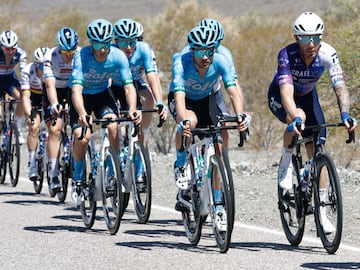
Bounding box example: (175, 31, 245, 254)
(43, 46, 81, 88)
(0, 46, 27, 76)
(20, 62, 43, 94)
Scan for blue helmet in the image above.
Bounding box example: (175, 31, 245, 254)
(86, 19, 113, 43)
(56, 27, 78, 50)
(187, 26, 217, 49)
(113, 18, 138, 40)
(198, 18, 225, 41)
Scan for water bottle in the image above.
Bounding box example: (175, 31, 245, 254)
(92, 152, 100, 177)
(300, 159, 312, 192)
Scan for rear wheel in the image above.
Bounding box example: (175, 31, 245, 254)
(278, 156, 305, 246)
(210, 154, 232, 253)
(132, 142, 152, 223)
(102, 146, 123, 235)
(57, 133, 70, 202)
(33, 155, 44, 194)
(9, 124, 20, 187)
(80, 145, 96, 229)
(313, 154, 342, 254)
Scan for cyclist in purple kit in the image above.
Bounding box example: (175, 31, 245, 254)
(268, 12, 357, 233)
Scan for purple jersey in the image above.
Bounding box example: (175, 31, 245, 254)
(273, 41, 345, 96)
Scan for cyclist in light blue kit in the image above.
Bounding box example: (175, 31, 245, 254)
(268, 12, 357, 233)
(175, 18, 248, 149)
(168, 25, 250, 230)
(69, 19, 141, 203)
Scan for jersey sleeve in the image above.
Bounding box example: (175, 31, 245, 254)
(20, 63, 31, 90)
(321, 43, 346, 88)
(277, 47, 293, 86)
(170, 53, 185, 93)
(70, 51, 84, 86)
(140, 42, 158, 74)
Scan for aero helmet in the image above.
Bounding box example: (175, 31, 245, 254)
(293, 12, 324, 35)
(113, 18, 138, 40)
(198, 18, 225, 41)
(188, 26, 217, 49)
(0, 30, 18, 48)
(33, 47, 50, 63)
(56, 27, 78, 50)
(135, 21, 144, 41)
(86, 19, 113, 43)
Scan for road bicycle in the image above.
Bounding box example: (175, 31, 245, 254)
(29, 106, 47, 194)
(0, 98, 21, 187)
(278, 121, 355, 254)
(119, 107, 164, 223)
(51, 103, 72, 202)
(75, 116, 124, 235)
(177, 115, 242, 253)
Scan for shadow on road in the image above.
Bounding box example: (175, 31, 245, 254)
(301, 262, 360, 269)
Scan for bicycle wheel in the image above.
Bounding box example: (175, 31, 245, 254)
(278, 156, 305, 246)
(33, 155, 44, 194)
(209, 154, 233, 253)
(182, 156, 202, 245)
(0, 147, 7, 184)
(80, 145, 97, 229)
(221, 145, 235, 233)
(9, 124, 20, 187)
(313, 153, 342, 254)
(102, 146, 123, 235)
(131, 141, 152, 223)
(57, 133, 69, 202)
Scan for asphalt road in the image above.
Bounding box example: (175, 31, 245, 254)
(1, 144, 360, 270)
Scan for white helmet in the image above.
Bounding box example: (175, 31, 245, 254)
(33, 47, 50, 63)
(293, 12, 324, 35)
(135, 21, 144, 41)
(0, 30, 18, 48)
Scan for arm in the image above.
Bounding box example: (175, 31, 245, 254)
(279, 83, 298, 123)
(22, 90, 32, 119)
(45, 77, 59, 105)
(124, 83, 142, 125)
(71, 84, 88, 127)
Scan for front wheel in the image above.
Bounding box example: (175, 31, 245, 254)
(57, 135, 70, 202)
(209, 154, 233, 253)
(132, 142, 152, 223)
(9, 124, 20, 187)
(33, 155, 44, 194)
(102, 146, 123, 235)
(313, 154, 342, 254)
(278, 155, 305, 246)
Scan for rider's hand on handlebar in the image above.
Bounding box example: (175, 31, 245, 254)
(341, 112, 357, 131)
(129, 109, 142, 125)
(236, 112, 251, 132)
(177, 119, 192, 137)
(78, 114, 92, 128)
(48, 103, 62, 116)
(287, 117, 304, 135)
(155, 101, 168, 121)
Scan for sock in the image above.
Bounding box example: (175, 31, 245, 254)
(175, 149, 187, 167)
(15, 116, 24, 131)
(48, 159, 58, 179)
(73, 158, 85, 182)
(28, 151, 36, 167)
(213, 189, 222, 204)
(319, 188, 327, 202)
(279, 147, 292, 167)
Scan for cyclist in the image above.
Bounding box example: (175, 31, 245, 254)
(0, 30, 27, 144)
(268, 12, 357, 233)
(111, 18, 167, 183)
(168, 25, 250, 230)
(176, 18, 247, 149)
(69, 19, 141, 203)
(43, 27, 81, 196)
(21, 47, 50, 181)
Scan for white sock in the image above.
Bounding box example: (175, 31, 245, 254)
(28, 151, 36, 167)
(319, 188, 327, 202)
(15, 116, 24, 131)
(48, 159, 59, 179)
(280, 147, 292, 167)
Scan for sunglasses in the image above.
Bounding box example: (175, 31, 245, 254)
(117, 39, 137, 48)
(192, 49, 215, 58)
(3, 47, 16, 52)
(297, 35, 321, 45)
(92, 42, 111, 50)
(60, 48, 77, 55)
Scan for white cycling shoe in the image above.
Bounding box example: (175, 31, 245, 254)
(320, 206, 336, 234)
(278, 162, 293, 190)
(174, 163, 191, 190)
(214, 206, 227, 232)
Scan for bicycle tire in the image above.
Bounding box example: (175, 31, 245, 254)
(313, 153, 343, 254)
(0, 146, 7, 184)
(9, 124, 20, 187)
(132, 141, 152, 223)
(80, 145, 96, 229)
(57, 132, 70, 202)
(182, 155, 202, 245)
(33, 155, 44, 194)
(102, 146, 124, 235)
(278, 155, 305, 246)
(221, 145, 235, 233)
(210, 154, 232, 253)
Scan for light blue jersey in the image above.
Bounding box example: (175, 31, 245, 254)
(111, 41, 157, 87)
(70, 45, 133, 94)
(170, 50, 236, 101)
